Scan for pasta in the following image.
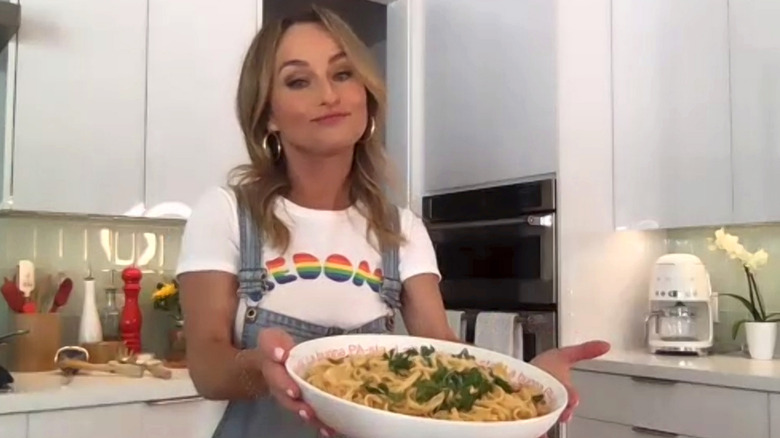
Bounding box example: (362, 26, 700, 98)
(304, 346, 552, 422)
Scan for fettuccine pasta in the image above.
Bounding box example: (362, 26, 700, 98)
(304, 346, 551, 422)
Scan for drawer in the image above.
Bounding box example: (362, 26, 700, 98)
(0, 413, 28, 438)
(569, 417, 699, 438)
(572, 370, 768, 438)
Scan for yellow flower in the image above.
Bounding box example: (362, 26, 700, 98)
(152, 283, 178, 301)
(709, 228, 769, 272)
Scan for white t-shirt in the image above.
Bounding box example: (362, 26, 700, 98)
(176, 187, 440, 329)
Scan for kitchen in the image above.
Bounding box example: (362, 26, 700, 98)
(0, 0, 778, 437)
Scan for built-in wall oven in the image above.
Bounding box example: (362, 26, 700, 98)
(422, 178, 558, 362)
(423, 179, 559, 437)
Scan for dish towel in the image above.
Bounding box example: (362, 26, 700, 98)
(474, 311, 524, 360)
(446, 310, 466, 341)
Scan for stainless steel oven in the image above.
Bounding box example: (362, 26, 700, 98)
(423, 179, 559, 436)
(423, 179, 558, 358)
(423, 179, 557, 312)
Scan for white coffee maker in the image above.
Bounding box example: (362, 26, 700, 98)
(645, 253, 715, 356)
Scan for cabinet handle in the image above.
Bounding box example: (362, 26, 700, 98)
(145, 395, 204, 406)
(630, 376, 677, 385)
(631, 426, 679, 437)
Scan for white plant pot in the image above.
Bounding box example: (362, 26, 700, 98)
(745, 321, 777, 360)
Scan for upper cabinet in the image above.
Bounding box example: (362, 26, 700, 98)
(3, 0, 258, 218)
(612, 0, 732, 230)
(613, 0, 780, 230)
(421, 0, 557, 195)
(730, 0, 780, 224)
(144, 0, 256, 218)
(11, 0, 148, 216)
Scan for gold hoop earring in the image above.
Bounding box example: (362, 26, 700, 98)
(262, 131, 282, 161)
(360, 117, 376, 143)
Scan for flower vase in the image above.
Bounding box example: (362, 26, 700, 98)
(166, 319, 187, 368)
(745, 322, 777, 360)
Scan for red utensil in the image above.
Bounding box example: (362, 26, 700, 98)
(50, 277, 73, 313)
(1, 276, 24, 313)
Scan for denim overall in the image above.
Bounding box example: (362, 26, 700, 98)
(211, 205, 403, 438)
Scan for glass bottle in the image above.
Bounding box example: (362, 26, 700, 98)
(100, 283, 122, 341)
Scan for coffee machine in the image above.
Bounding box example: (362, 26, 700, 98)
(645, 253, 715, 356)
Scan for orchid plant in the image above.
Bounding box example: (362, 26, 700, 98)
(708, 228, 776, 338)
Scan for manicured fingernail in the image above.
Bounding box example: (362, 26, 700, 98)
(273, 347, 285, 362)
(298, 409, 309, 421)
(286, 388, 295, 398)
(320, 429, 331, 437)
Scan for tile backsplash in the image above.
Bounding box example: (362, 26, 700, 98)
(667, 223, 780, 348)
(0, 214, 184, 365)
(3, 213, 779, 362)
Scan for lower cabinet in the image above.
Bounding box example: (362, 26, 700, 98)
(570, 417, 698, 438)
(141, 396, 227, 438)
(0, 413, 27, 438)
(28, 404, 144, 438)
(570, 369, 770, 438)
(771, 394, 780, 438)
(18, 396, 226, 438)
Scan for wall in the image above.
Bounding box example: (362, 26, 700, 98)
(557, 0, 668, 351)
(0, 215, 184, 365)
(666, 223, 780, 349)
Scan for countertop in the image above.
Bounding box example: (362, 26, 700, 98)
(574, 349, 780, 393)
(0, 368, 201, 415)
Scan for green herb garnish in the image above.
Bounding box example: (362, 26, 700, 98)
(364, 382, 404, 403)
(413, 364, 494, 412)
(383, 349, 414, 375)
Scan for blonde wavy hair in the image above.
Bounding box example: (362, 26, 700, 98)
(230, 5, 402, 253)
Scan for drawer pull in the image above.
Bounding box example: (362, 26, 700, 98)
(630, 376, 677, 385)
(146, 395, 204, 406)
(631, 426, 679, 437)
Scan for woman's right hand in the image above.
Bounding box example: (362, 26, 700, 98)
(257, 328, 336, 437)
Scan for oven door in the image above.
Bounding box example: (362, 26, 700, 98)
(427, 214, 556, 310)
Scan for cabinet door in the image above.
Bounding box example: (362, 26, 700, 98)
(612, 0, 732, 230)
(28, 404, 143, 438)
(386, 0, 417, 210)
(0, 413, 27, 438)
(422, 0, 557, 195)
(141, 397, 227, 438)
(12, 0, 147, 216)
(569, 417, 698, 438)
(730, 0, 780, 224)
(145, 0, 255, 219)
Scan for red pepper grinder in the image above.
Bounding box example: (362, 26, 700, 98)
(120, 266, 143, 353)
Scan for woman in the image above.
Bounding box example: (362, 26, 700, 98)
(177, 6, 609, 438)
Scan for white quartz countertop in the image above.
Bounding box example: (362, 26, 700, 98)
(574, 349, 780, 393)
(0, 368, 201, 415)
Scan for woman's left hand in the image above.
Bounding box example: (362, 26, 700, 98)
(529, 340, 611, 424)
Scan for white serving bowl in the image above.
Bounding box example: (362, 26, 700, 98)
(286, 334, 567, 438)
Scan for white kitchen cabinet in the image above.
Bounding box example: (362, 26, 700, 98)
(571, 370, 769, 438)
(0, 413, 27, 438)
(569, 417, 698, 438)
(141, 396, 226, 438)
(144, 0, 256, 219)
(422, 0, 557, 195)
(771, 394, 780, 438)
(612, 0, 732, 230)
(11, 0, 147, 216)
(28, 404, 143, 438)
(729, 0, 780, 225)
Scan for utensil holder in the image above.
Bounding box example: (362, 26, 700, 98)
(9, 313, 61, 372)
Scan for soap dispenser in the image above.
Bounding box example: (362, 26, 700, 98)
(78, 267, 103, 345)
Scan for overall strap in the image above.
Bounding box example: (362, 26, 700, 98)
(379, 206, 403, 310)
(236, 203, 270, 303)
